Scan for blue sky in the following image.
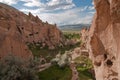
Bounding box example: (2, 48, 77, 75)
(0, 0, 95, 26)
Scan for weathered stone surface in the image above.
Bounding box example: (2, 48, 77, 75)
(87, 0, 120, 80)
(0, 3, 65, 59)
(80, 28, 89, 50)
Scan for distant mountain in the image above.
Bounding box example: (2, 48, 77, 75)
(58, 24, 90, 31)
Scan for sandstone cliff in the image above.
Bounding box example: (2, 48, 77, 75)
(88, 0, 120, 80)
(0, 3, 65, 59)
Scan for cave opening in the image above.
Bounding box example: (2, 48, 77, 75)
(106, 59, 113, 66)
(104, 53, 107, 60)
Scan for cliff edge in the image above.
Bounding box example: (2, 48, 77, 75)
(88, 0, 120, 80)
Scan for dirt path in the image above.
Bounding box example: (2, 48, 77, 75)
(70, 63, 79, 80)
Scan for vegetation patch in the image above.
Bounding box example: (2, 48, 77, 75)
(74, 55, 95, 80)
(74, 56, 93, 70)
(38, 65, 72, 80)
(77, 70, 94, 80)
(27, 42, 80, 62)
(63, 32, 81, 40)
(0, 54, 40, 80)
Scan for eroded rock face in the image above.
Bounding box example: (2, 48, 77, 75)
(88, 0, 120, 80)
(0, 3, 65, 59)
(80, 28, 89, 49)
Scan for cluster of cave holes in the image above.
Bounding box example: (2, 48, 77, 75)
(104, 53, 113, 67)
(94, 53, 113, 67)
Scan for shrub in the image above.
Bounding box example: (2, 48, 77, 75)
(74, 55, 93, 71)
(0, 54, 40, 80)
(51, 51, 72, 67)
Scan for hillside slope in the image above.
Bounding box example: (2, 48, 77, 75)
(0, 3, 65, 59)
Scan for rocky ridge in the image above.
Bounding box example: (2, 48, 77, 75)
(0, 3, 65, 59)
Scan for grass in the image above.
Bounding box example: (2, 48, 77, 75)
(62, 30, 82, 33)
(63, 32, 81, 40)
(74, 56, 93, 70)
(77, 70, 94, 80)
(38, 65, 72, 80)
(74, 56, 95, 80)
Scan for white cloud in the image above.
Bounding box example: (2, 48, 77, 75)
(44, 0, 75, 10)
(81, 6, 88, 11)
(88, 6, 95, 10)
(21, 7, 78, 24)
(76, 15, 93, 24)
(88, 11, 95, 14)
(0, 0, 95, 25)
(38, 9, 78, 25)
(20, 6, 94, 25)
(19, 0, 75, 10)
(47, 0, 73, 6)
(92, 1, 94, 5)
(0, 0, 75, 10)
(0, 0, 18, 5)
(22, 0, 44, 7)
(20, 8, 41, 14)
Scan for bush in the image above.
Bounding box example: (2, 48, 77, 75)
(0, 54, 40, 80)
(74, 55, 93, 71)
(74, 55, 95, 80)
(51, 51, 72, 67)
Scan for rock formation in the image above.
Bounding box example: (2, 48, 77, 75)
(0, 3, 65, 59)
(80, 28, 89, 49)
(87, 0, 120, 80)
